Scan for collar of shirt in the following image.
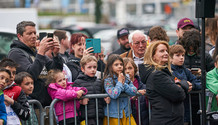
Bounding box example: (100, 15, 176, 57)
(132, 50, 144, 66)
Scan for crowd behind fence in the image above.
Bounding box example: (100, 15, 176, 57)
(27, 89, 217, 125)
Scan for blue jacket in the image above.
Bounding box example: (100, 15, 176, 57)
(0, 91, 7, 125)
(171, 64, 201, 90)
(104, 75, 137, 118)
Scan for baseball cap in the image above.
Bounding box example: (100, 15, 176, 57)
(117, 28, 129, 39)
(177, 18, 194, 29)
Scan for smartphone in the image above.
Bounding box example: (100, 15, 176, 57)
(86, 38, 101, 53)
(39, 32, 47, 41)
(191, 68, 199, 71)
(47, 33, 53, 42)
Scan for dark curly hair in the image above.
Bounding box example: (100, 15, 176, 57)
(180, 29, 201, 55)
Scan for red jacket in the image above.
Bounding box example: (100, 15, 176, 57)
(3, 83, 30, 120)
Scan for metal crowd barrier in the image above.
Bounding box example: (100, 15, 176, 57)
(48, 90, 213, 125)
(49, 93, 143, 125)
(22, 99, 45, 125)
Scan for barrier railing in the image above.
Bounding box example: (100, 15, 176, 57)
(47, 90, 215, 125)
(49, 93, 143, 125)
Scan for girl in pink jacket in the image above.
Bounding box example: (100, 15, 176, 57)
(47, 69, 87, 125)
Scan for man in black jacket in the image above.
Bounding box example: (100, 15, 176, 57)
(8, 21, 63, 106)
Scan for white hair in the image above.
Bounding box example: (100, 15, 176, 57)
(128, 30, 148, 43)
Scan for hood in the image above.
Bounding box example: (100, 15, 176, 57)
(138, 64, 154, 85)
(68, 54, 81, 66)
(76, 73, 97, 82)
(10, 40, 36, 56)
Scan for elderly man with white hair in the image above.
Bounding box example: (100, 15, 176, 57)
(120, 30, 148, 67)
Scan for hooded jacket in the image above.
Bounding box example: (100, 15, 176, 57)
(139, 64, 187, 125)
(47, 82, 87, 121)
(73, 73, 104, 120)
(8, 40, 63, 106)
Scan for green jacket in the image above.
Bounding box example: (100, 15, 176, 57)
(206, 68, 218, 111)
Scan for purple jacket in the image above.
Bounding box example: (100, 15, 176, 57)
(47, 82, 87, 121)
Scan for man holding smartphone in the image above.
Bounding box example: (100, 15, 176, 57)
(8, 21, 63, 106)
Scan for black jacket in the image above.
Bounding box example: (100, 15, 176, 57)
(139, 64, 187, 125)
(73, 73, 104, 120)
(8, 40, 63, 106)
(184, 52, 214, 72)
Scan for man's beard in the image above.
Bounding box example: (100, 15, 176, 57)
(121, 44, 130, 51)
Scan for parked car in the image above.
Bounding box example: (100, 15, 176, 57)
(0, 28, 17, 60)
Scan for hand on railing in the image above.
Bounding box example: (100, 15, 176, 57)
(77, 90, 85, 99)
(187, 81, 193, 92)
(104, 97, 111, 104)
(79, 98, 89, 105)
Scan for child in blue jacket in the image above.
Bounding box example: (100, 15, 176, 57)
(0, 68, 11, 125)
(169, 45, 201, 124)
(103, 54, 137, 125)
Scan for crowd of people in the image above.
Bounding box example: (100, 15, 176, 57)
(0, 16, 218, 125)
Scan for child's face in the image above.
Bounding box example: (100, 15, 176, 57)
(55, 72, 67, 88)
(81, 61, 97, 77)
(0, 71, 10, 90)
(112, 59, 123, 76)
(124, 62, 135, 81)
(5, 66, 16, 85)
(20, 76, 34, 95)
(171, 53, 185, 66)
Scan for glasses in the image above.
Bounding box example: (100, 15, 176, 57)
(133, 40, 147, 46)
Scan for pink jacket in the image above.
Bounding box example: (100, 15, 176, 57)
(47, 82, 87, 121)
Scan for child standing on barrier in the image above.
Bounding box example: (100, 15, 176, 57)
(47, 69, 88, 125)
(0, 59, 30, 124)
(73, 55, 107, 125)
(15, 72, 38, 125)
(103, 54, 137, 125)
(0, 68, 11, 125)
(123, 57, 149, 125)
(169, 45, 201, 125)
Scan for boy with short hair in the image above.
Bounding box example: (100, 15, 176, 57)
(169, 44, 201, 124)
(15, 72, 38, 125)
(0, 59, 30, 124)
(0, 68, 11, 125)
(73, 55, 107, 125)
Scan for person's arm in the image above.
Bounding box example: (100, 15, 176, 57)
(49, 85, 87, 101)
(104, 77, 124, 99)
(123, 80, 137, 96)
(10, 90, 30, 120)
(153, 71, 186, 102)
